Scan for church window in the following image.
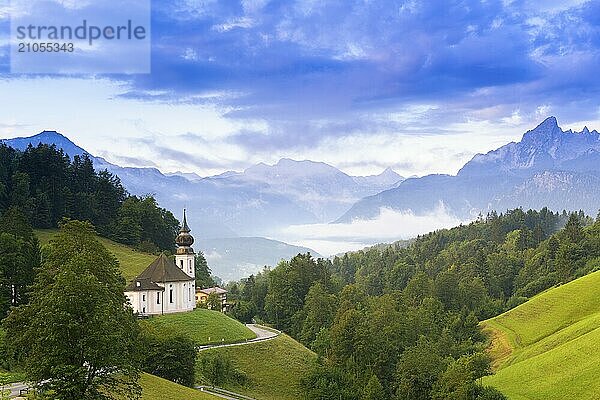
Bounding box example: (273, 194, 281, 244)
(142, 294, 146, 301)
(157, 293, 160, 304)
(180, 260, 184, 268)
(170, 289, 173, 303)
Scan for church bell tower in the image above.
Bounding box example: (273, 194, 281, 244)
(175, 209, 196, 280)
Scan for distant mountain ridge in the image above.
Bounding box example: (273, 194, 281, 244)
(337, 117, 600, 222)
(0, 132, 331, 280)
(1, 131, 403, 237)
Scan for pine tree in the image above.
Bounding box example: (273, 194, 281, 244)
(0, 207, 40, 317)
(195, 251, 214, 288)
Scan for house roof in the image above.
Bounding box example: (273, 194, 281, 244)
(197, 286, 227, 295)
(136, 253, 194, 283)
(125, 277, 165, 292)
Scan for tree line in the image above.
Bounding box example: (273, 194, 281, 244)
(224, 207, 600, 399)
(0, 143, 179, 253)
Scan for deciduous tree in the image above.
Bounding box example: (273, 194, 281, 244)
(2, 220, 141, 399)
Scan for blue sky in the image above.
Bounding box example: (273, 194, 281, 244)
(1, 0, 599, 176)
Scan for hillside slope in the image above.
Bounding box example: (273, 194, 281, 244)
(35, 229, 156, 281)
(143, 309, 256, 345)
(196, 334, 316, 400)
(482, 270, 600, 399)
(140, 373, 217, 400)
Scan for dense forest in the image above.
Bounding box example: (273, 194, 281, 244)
(225, 208, 600, 399)
(0, 143, 179, 253)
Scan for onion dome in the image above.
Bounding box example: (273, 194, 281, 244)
(175, 209, 194, 248)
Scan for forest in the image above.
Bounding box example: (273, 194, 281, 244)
(0, 143, 179, 253)
(225, 208, 600, 399)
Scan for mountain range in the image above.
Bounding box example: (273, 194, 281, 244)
(1, 130, 404, 280)
(1, 130, 404, 238)
(338, 117, 600, 222)
(5, 116, 600, 279)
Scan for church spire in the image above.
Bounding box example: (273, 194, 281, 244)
(181, 208, 191, 233)
(175, 209, 194, 249)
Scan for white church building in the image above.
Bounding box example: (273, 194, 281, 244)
(125, 210, 197, 316)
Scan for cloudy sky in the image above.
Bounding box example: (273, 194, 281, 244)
(1, 0, 600, 177)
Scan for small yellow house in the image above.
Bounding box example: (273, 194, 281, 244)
(196, 286, 228, 310)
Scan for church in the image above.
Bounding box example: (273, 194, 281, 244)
(125, 210, 197, 316)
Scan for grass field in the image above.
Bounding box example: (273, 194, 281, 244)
(142, 308, 256, 345)
(196, 334, 316, 400)
(482, 270, 600, 399)
(35, 229, 156, 281)
(140, 373, 217, 400)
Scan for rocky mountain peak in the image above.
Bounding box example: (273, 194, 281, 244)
(521, 116, 562, 144)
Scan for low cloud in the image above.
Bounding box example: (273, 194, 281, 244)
(279, 205, 467, 256)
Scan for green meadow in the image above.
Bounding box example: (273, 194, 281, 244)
(482, 270, 600, 399)
(142, 308, 256, 345)
(140, 373, 217, 400)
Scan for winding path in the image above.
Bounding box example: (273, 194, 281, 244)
(196, 385, 257, 400)
(5, 381, 29, 399)
(196, 324, 280, 352)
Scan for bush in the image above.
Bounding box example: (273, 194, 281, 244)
(474, 385, 508, 400)
(516, 274, 558, 298)
(505, 296, 528, 310)
(196, 353, 247, 387)
(141, 332, 197, 387)
(136, 240, 159, 254)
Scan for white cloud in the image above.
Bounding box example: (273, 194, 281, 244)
(204, 250, 223, 261)
(278, 205, 467, 256)
(182, 48, 199, 61)
(212, 17, 255, 32)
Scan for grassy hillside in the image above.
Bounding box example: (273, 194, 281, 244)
(196, 334, 316, 400)
(142, 309, 256, 345)
(140, 373, 217, 400)
(482, 270, 600, 400)
(35, 229, 155, 281)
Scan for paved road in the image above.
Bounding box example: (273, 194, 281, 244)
(197, 385, 257, 400)
(197, 324, 279, 352)
(5, 381, 29, 399)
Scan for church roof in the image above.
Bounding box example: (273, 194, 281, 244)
(197, 286, 227, 295)
(125, 277, 165, 292)
(136, 253, 194, 283)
